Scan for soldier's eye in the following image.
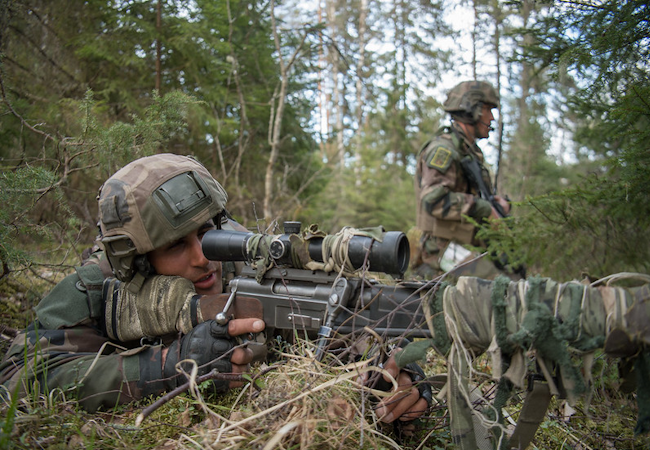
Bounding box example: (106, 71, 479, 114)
(167, 239, 185, 250)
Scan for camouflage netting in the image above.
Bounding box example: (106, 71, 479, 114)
(397, 273, 650, 450)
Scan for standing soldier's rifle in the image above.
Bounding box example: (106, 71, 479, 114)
(460, 156, 526, 276)
(460, 155, 508, 218)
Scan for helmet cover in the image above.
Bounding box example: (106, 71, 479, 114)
(97, 153, 227, 280)
(443, 80, 499, 123)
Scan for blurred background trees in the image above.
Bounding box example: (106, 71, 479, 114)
(1, 0, 648, 283)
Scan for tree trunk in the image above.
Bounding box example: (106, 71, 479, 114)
(264, 0, 308, 222)
(353, 0, 369, 187)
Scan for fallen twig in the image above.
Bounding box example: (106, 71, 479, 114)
(135, 364, 281, 427)
(135, 370, 243, 426)
(0, 324, 19, 339)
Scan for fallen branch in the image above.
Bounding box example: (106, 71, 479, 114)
(135, 370, 243, 426)
(135, 364, 280, 426)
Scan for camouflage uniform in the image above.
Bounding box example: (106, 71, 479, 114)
(0, 154, 237, 412)
(0, 254, 163, 411)
(412, 80, 503, 279)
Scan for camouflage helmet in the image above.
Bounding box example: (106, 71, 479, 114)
(443, 80, 499, 124)
(97, 153, 228, 282)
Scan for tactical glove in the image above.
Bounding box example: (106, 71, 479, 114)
(162, 319, 234, 393)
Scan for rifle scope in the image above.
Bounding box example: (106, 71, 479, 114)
(202, 222, 409, 276)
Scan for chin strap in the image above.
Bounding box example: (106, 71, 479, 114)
(126, 271, 146, 294)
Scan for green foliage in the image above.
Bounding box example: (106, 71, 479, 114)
(0, 166, 62, 271)
(0, 89, 201, 278)
(0, 384, 20, 449)
(486, 0, 650, 280)
(85, 89, 200, 173)
(479, 170, 650, 280)
(533, 397, 649, 450)
(0, 0, 320, 229)
(302, 158, 415, 234)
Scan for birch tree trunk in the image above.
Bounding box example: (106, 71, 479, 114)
(263, 0, 307, 221)
(353, 0, 369, 187)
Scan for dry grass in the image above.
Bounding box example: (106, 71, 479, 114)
(139, 341, 450, 449)
(0, 337, 451, 449)
(2, 268, 650, 449)
(3, 337, 650, 449)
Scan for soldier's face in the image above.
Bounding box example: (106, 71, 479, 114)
(148, 221, 223, 295)
(475, 103, 495, 139)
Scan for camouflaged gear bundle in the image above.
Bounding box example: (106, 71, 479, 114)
(98, 153, 227, 282)
(401, 274, 650, 449)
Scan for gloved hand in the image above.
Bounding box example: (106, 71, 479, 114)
(373, 356, 432, 423)
(135, 317, 264, 398)
(162, 319, 237, 393)
(362, 340, 432, 424)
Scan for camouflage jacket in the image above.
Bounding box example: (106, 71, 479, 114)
(0, 255, 171, 412)
(1, 217, 248, 412)
(414, 123, 494, 246)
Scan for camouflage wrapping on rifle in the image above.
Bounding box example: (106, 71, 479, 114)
(403, 274, 650, 449)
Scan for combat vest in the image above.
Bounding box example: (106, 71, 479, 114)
(415, 126, 480, 245)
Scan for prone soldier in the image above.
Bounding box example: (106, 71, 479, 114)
(0, 153, 428, 423)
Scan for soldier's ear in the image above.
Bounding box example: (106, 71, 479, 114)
(472, 101, 484, 123)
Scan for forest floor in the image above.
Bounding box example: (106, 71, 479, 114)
(1, 266, 649, 449)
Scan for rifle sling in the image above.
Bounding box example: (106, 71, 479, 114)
(507, 380, 551, 449)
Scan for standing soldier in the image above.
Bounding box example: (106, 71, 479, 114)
(412, 80, 516, 279)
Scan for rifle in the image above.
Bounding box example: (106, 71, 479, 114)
(460, 155, 526, 277)
(201, 223, 434, 359)
(201, 225, 647, 448)
(460, 155, 509, 218)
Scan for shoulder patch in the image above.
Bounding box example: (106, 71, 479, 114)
(426, 145, 453, 172)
